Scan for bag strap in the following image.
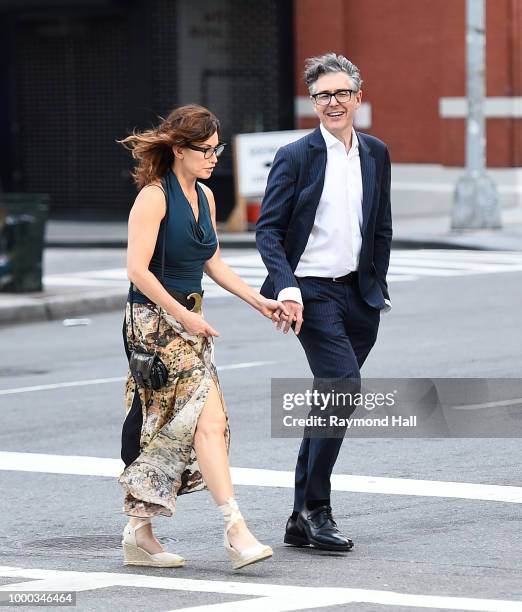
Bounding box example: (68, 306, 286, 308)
(128, 179, 168, 347)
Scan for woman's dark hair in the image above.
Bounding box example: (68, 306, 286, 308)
(117, 104, 220, 188)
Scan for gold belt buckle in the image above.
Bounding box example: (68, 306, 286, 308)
(187, 292, 202, 313)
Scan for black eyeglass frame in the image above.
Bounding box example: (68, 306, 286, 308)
(310, 89, 357, 106)
(185, 142, 227, 159)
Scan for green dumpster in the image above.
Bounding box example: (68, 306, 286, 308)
(0, 194, 49, 292)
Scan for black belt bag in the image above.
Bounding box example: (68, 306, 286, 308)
(129, 348, 168, 391)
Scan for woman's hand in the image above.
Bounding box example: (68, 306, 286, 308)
(178, 309, 220, 337)
(257, 297, 289, 322)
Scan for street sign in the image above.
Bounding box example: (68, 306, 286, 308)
(234, 129, 312, 198)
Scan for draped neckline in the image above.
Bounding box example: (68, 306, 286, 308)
(169, 169, 202, 225)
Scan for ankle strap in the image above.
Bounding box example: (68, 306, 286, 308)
(218, 497, 243, 532)
(129, 518, 151, 532)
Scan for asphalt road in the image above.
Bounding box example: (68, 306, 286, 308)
(0, 252, 521, 611)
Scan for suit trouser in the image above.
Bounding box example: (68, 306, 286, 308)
(292, 276, 381, 513)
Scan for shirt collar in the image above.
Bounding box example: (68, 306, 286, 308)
(320, 123, 359, 154)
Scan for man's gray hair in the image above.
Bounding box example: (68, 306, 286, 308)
(304, 53, 363, 93)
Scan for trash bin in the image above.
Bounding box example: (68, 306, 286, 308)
(0, 193, 49, 292)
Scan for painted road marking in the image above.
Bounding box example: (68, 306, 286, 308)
(42, 250, 522, 290)
(0, 452, 520, 504)
(0, 361, 276, 396)
(0, 566, 519, 611)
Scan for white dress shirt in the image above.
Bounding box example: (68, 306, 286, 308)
(277, 123, 391, 312)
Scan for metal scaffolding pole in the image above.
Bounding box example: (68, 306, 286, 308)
(451, 0, 501, 230)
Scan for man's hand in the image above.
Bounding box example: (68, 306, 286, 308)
(274, 300, 304, 335)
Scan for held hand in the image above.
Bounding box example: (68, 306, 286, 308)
(257, 298, 290, 322)
(179, 309, 220, 337)
(276, 300, 304, 335)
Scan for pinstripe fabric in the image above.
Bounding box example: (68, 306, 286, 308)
(292, 275, 380, 511)
(255, 125, 392, 513)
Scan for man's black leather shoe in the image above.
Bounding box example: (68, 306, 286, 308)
(297, 505, 354, 551)
(284, 515, 309, 547)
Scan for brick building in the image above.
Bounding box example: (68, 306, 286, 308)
(1, 0, 519, 220)
(295, 0, 521, 168)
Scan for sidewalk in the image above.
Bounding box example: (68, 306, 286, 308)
(1, 208, 521, 326)
(45, 207, 522, 251)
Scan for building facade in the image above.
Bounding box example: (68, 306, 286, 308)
(0, 0, 294, 219)
(1, 0, 520, 220)
(295, 0, 521, 168)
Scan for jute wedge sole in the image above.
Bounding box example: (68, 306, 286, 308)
(122, 518, 185, 568)
(226, 543, 273, 570)
(219, 497, 273, 570)
(122, 542, 185, 567)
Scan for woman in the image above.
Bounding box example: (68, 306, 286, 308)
(116, 104, 287, 570)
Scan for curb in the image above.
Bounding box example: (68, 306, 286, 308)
(0, 289, 127, 326)
(3, 236, 520, 327)
(45, 241, 128, 249)
(44, 234, 258, 250)
(45, 237, 512, 251)
(391, 238, 492, 251)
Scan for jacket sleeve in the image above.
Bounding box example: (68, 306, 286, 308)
(255, 147, 300, 297)
(373, 146, 392, 302)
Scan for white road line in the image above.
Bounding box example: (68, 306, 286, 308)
(0, 566, 519, 611)
(0, 361, 276, 396)
(387, 258, 522, 272)
(0, 376, 125, 395)
(454, 397, 522, 411)
(388, 266, 469, 276)
(0, 452, 520, 503)
(42, 251, 522, 290)
(218, 360, 276, 371)
(396, 251, 522, 262)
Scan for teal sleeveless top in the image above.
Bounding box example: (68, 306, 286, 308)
(130, 169, 218, 303)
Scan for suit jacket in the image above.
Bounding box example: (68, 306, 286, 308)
(255, 126, 392, 310)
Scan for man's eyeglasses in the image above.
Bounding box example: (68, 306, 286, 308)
(186, 142, 227, 159)
(311, 89, 356, 106)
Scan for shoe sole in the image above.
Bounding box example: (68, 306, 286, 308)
(297, 521, 354, 552)
(284, 533, 310, 547)
(122, 542, 185, 567)
(232, 549, 273, 570)
(308, 538, 354, 552)
(123, 559, 185, 567)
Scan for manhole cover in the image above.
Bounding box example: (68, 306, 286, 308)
(24, 535, 180, 551)
(0, 368, 50, 378)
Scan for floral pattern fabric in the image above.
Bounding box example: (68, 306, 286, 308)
(118, 301, 230, 517)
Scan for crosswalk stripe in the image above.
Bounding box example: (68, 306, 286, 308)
(0, 452, 520, 503)
(388, 266, 466, 276)
(397, 250, 522, 261)
(0, 566, 519, 611)
(42, 250, 522, 290)
(388, 258, 522, 271)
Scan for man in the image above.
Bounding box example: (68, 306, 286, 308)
(256, 53, 392, 551)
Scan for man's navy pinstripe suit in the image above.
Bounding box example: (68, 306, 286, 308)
(256, 126, 392, 513)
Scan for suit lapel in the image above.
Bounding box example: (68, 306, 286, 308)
(288, 128, 327, 268)
(289, 128, 377, 268)
(358, 132, 376, 235)
(303, 127, 327, 217)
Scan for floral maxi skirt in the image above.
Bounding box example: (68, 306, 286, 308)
(117, 302, 230, 518)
